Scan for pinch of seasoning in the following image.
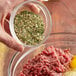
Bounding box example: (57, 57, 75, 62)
(14, 10, 45, 45)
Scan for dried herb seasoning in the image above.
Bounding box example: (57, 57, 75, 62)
(14, 11, 45, 45)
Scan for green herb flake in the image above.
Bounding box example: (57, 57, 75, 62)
(14, 11, 45, 45)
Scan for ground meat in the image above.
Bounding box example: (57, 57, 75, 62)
(19, 46, 73, 76)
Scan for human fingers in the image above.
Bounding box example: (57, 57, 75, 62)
(1, 0, 43, 26)
(0, 24, 24, 52)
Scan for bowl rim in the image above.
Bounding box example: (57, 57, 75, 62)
(9, 0, 52, 48)
(8, 47, 40, 76)
(8, 52, 18, 76)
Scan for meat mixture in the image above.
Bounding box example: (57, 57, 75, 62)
(19, 46, 73, 76)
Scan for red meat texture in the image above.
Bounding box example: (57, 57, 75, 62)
(19, 46, 73, 76)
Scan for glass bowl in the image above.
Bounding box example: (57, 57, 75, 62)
(8, 41, 76, 76)
(7, 43, 58, 76)
(9, 0, 52, 47)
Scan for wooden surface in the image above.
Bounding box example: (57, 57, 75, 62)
(0, 43, 9, 76)
(44, 0, 76, 54)
(0, 43, 16, 76)
(0, 0, 76, 76)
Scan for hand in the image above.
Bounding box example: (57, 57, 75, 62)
(0, 0, 43, 52)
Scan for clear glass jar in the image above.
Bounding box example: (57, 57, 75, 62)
(9, 0, 52, 48)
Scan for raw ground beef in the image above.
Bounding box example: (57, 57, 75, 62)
(19, 46, 73, 76)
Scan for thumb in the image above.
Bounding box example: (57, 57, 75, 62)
(0, 25, 24, 52)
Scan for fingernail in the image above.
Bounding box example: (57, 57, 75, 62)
(15, 44, 24, 52)
(19, 45, 24, 52)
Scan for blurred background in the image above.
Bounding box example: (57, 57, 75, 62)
(0, 0, 76, 76)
